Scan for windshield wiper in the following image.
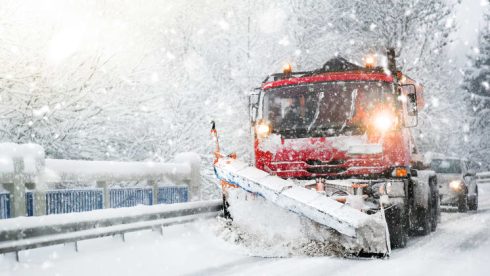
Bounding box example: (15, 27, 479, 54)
(339, 89, 358, 132)
(307, 92, 324, 132)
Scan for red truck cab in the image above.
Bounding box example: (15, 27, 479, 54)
(251, 57, 423, 180)
(217, 53, 437, 250)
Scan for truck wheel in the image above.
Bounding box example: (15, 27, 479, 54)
(430, 202, 438, 232)
(430, 181, 439, 232)
(386, 207, 408, 248)
(414, 190, 433, 236)
(458, 192, 468, 213)
(419, 203, 432, 236)
(223, 195, 232, 220)
(468, 188, 478, 211)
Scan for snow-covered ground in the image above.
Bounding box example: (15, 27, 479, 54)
(2, 187, 490, 276)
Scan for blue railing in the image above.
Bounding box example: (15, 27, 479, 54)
(0, 185, 188, 218)
(0, 192, 10, 219)
(158, 186, 188, 204)
(26, 191, 34, 216)
(46, 189, 104, 215)
(110, 187, 153, 208)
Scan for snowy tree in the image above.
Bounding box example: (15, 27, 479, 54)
(463, 4, 490, 168)
(0, 0, 175, 161)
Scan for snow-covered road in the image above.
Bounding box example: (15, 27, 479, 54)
(2, 187, 490, 276)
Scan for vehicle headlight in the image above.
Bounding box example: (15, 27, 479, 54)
(373, 111, 396, 133)
(255, 119, 272, 139)
(449, 180, 463, 191)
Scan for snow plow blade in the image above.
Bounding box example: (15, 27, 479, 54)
(214, 157, 390, 256)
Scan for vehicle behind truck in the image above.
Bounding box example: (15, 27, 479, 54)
(431, 157, 478, 212)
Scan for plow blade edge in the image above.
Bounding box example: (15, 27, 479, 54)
(214, 157, 390, 255)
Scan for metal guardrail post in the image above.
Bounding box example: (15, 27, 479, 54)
(34, 190, 46, 216)
(4, 158, 28, 217)
(148, 179, 158, 205)
(175, 153, 201, 201)
(96, 180, 110, 209)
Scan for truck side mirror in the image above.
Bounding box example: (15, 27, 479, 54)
(400, 84, 418, 128)
(248, 92, 260, 124)
(407, 92, 418, 116)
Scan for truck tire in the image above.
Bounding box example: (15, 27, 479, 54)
(430, 180, 439, 232)
(414, 190, 433, 236)
(458, 192, 468, 213)
(468, 188, 478, 211)
(386, 206, 408, 249)
(419, 203, 432, 236)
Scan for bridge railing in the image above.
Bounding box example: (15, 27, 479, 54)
(2, 186, 190, 219)
(0, 143, 200, 218)
(477, 172, 490, 185)
(110, 187, 153, 208)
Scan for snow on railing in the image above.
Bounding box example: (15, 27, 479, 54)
(0, 143, 201, 218)
(0, 200, 222, 261)
(477, 172, 490, 185)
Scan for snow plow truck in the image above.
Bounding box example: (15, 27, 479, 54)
(213, 49, 439, 257)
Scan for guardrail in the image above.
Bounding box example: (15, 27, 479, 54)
(0, 200, 222, 261)
(1, 186, 189, 219)
(477, 172, 490, 185)
(0, 143, 201, 218)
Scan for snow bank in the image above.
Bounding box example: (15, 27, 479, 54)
(0, 143, 44, 174)
(220, 188, 323, 257)
(174, 152, 201, 167)
(44, 159, 191, 182)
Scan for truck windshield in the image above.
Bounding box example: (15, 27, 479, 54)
(431, 159, 462, 174)
(263, 81, 395, 138)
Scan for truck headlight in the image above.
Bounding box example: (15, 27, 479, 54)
(449, 180, 463, 191)
(372, 111, 398, 133)
(255, 119, 272, 139)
